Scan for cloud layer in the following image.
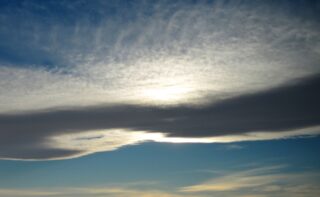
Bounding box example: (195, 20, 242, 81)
(0, 74, 320, 160)
(0, 0, 319, 112)
(0, 0, 320, 159)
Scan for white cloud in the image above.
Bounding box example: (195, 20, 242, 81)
(37, 126, 320, 160)
(0, 1, 319, 113)
(180, 165, 320, 197)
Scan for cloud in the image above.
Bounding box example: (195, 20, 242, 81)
(181, 166, 287, 192)
(0, 0, 319, 113)
(0, 0, 320, 160)
(0, 187, 191, 197)
(1, 164, 319, 197)
(180, 165, 320, 197)
(0, 74, 320, 160)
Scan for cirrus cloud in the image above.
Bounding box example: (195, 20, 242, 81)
(0, 0, 320, 160)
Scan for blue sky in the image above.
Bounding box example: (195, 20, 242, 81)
(0, 0, 320, 196)
(1, 137, 320, 196)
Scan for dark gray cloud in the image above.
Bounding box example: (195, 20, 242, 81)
(0, 74, 319, 159)
(0, 147, 82, 160)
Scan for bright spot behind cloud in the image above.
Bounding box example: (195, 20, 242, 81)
(142, 85, 191, 103)
(0, 1, 319, 113)
(0, 0, 319, 160)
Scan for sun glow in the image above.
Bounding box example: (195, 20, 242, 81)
(142, 85, 191, 103)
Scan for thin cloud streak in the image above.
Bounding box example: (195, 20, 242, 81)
(0, 165, 319, 197)
(0, 187, 191, 197)
(180, 165, 320, 197)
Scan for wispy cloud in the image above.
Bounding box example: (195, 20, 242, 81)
(0, 187, 190, 197)
(181, 165, 320, 197)
(0, 0, 319, 113)
(1, 164, 319, 197)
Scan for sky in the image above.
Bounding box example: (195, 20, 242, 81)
(0, 0, 319, 196)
